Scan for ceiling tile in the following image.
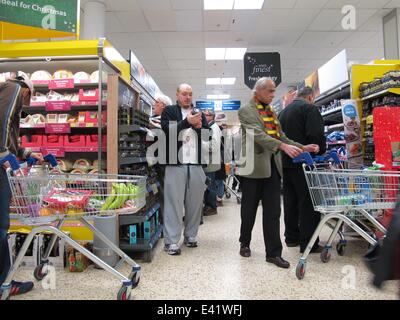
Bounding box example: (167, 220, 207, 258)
(115, 11, 150, 32)
(138, 0, 172, 10)
(140, 60, 170, 71)
(332, 9, 378, 31)
(171, 0, 203, 10)
(262, 0, 297, 9)
(340, 31, 381, 48)
(203, 11, 232, 31)
(385, 0, 400, 8)
(307, 9, 343, 31)
(258, 9, 321, 31)
(161, 47, 205, 60)
(144, 10, 177, 31)
(155, 32, 204, 47)
(357, 9, 390, 32)
(231, 10, 261, 32)
(175, 11, 203, 32)
(295, 0, 329, 8)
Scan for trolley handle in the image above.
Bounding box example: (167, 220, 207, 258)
(293, 150, 341, 165)
(0, 154, 20, 171)
(27, 154, 58, 168)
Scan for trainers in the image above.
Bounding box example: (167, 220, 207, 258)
(184, 237, 198, 248)
(164, 244, 181, 255)
(0, 281, 34, 297)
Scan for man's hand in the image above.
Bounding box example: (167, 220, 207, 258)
(186, 112, 202, 129)
(303, 144, 320, 154)
(279, 143, 303, 159)
(30, 152, 44, 163)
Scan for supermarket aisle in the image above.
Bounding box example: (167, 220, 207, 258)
(13, 198, 398, 300)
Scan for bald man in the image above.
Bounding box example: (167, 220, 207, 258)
(161, 84, 209, 255)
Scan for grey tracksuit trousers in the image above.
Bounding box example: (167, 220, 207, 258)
(163, 165, 207, 245)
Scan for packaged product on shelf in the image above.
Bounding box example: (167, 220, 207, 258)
(30, 92, 47, 104)
(46, 114, 58, 123)
(30, 70, 52, 83)
(73, 159, 92, 172)
(70, 168, 86, 174)
(57, 159, 73, 173)
(53, 70, 74, 79)
(21, 135, 43, 148)
(57, 114, 70, 123)
(66, 243, 90, 272)
(47, 90, 65, 101)
(90, 70, 108, 83)
(65, 135, 86, 147)
(73, 71, 91, 83)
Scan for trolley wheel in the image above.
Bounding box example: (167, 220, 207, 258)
(131, 273, 140, 289)
(34, 263, 49, 281)
(336, 242, 346, 256)
(117, 286, 131, 301)
(320, 248, 332, 263)
(236, 197, 241, 204)
(296, 262, 306, 280)
(225, 192, 231, 199)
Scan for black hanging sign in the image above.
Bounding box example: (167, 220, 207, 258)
(244, 52, 281, 89)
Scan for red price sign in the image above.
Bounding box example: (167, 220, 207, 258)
(45, 101, 72, 111)
(49, 79, 75, 90)
(45, 123, 71, 134)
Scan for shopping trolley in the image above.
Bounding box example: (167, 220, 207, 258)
(0, 154, 146, 300)
(224, 161, 241, 204)
(293, 151, 396, 280)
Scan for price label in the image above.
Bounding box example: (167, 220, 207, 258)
(49, 79, 75, 90)
(45, 101, 72, 112)
(40, 147, 65, 158)
(45, 123, 71, 134)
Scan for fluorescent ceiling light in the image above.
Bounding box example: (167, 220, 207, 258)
(221, 77, 236, 85)
(204, 0, 234, 10)
(234, 0, 264, 9)
(207, 94, 231, 100)
(206, 48, 226, 60)
(225, 48, 247, 60)
(206, 78, 221, 85)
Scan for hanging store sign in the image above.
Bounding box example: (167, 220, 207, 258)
(0, 0, 80, 40)
(222, 100, 241, 111)
(244, 52, 281, 89)
(196, 101, 215, 110)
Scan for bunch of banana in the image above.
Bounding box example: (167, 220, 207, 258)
(101, 183, 132, 211)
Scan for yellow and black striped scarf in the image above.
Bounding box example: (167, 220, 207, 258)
(256, 104, 281, 140)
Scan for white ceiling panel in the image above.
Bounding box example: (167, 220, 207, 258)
(144, 10, 177, 31)
(140, 60, 170, 71)
(203, 11, 232, 31)
(171, 0, 203, 10)
(161, 47, 205, 60)
(339, 31, 381, 48)
(155, 32, 204, 47)
(114, 11, 150, 32)
(323, 0, 361, 9)
(262, 0, 297, 9)
(133, 47, 165, 60)
(138, 0, 172, 10)
(357, 9, 390, 32)
(385, 0, 400, 8)
(258, 9, 321, 31)
(167, 59, 205, 70)
(295, 0, 330, 8)
(295, 31, 350, 48)
(231, 11, 261, 32)
(175, 11, 203, 32)
(307, 9, 343, 31)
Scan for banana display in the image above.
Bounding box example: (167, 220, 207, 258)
(101, 183, 141, 211)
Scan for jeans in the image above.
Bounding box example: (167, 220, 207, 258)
(204, 172, 217, 209)
(216, 179, 225, 199)
(0, 168, 11, 285)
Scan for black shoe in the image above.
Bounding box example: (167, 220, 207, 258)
(266, 257, 290, 269)
(203, 206, 217, 216)
(286, 241, 300, 248)
(240, 245, 251, 258)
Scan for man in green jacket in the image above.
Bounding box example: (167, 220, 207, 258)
(237, 77, 319, 269)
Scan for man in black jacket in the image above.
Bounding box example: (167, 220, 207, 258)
(161, 84, 209, 255)
(278, 86, 326, 254)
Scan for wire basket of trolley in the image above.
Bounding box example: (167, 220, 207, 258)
(293, 150, 395, 280)
(0, 153, 146, 300)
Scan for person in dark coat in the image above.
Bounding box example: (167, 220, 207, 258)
(278, 86, 326, 254)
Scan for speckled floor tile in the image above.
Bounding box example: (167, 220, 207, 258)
(11, 198, 399, 300)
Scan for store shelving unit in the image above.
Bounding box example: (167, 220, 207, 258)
(315, 82, 351, 152)
(107, 75, 161, 262)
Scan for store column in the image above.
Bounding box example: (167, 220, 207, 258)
(81, 0, 106, 39)
(383, 9, 400, 59)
